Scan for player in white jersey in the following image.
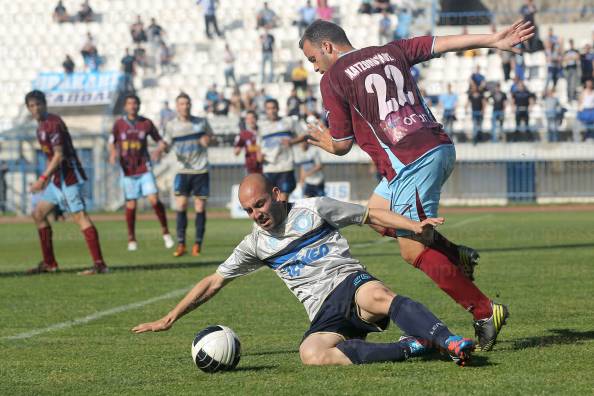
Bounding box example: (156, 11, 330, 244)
(132, 174, 476, 367)
(297, 140, 325, 197)
(259, 99, 304, 201)
(163, 92, 214, 257)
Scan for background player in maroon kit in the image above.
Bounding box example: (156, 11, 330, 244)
(109, 94, 174, 251)
(301, 19, 535, 351)
(233, 110, 262, 174)
(25, 90, 108, 275)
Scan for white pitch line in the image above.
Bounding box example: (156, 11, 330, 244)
(3, 285, 192, 341)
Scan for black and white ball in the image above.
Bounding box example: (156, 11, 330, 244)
(191, 325, 241, 373)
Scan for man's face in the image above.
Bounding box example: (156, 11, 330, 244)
(265, 102, 279, 120)
(26, 99, 46, 121)
(302, 39, 335, 75)
(124, 98, 140, 118)
(176, 97, 191, 118)
(245, 113, 257, 129)
(240, 187, 283, 230)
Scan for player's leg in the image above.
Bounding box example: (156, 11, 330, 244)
(173, 174, 189, 257)
(72, 211, 108, 275)
(125, 199, 138, 250)
(142, 172, 172, 247)
(191, 173, 210, 256)
(278, 170, 296, 202)
(28, 198, 59, 273)
(299, 333, 352, 366)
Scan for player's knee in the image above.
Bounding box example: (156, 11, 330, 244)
(299, 344, 323, 366)
(126, 200, 136, 209)
(31, 209, 43, 223)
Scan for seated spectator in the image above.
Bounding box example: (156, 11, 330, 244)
(130, 15, 147, 44)
(543, 88, 562, 142)
(133, 44, 147, 68)
(470, 66, 486, 92)
(467, 82, 486, 144)
(438, 83, 457, 137)
(303, 87, 318, 114)
(316, 0, 333, 21)
(253, 88, 271, 115)
(580, 44, 594, 85)
(77, 0, 94, 22)
(229, 90, 244, 117)
(373, 0, 393, 13)
(393, 7, 412, 39)
(578, 80, 594, 140)
(62, 55, 75, 74)
(511, 81, 536, 140)
(291, 61, 308, 95)
(488, 83, 507, 143)
(257, 2, 278, 29)
(215, 92, 230, 116)
(147, 18, 165, 44)
(204, 84, 219, 110)
(378, 11, 392, 44)
(80, 32, 99, 71)
(53, 1, 70, 23)
(296, 1, 317, 37)
(359, 0, 372, 14)
(287, 89, 302, 117)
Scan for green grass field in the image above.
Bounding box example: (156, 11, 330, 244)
(1, 210, 594, 395)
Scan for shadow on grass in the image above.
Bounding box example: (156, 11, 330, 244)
(232, 365, 278, 372)
(511, 328, 594, 350)
(0, 260, 223, 278)
(243, 349, 299, 357)
(418, 351, 494, 367)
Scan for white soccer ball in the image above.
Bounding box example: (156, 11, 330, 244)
(191, 325, 241, 373)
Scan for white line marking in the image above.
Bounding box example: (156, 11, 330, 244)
(2, 286, 192, 341)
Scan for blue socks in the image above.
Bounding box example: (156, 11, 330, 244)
(336, 339, 411, 365)
(176, 211, 187, 244)
(389, 295, 453, 349)
(195, 212, 206, 244)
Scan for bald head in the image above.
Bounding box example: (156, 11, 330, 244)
(238, 174, 283, 230)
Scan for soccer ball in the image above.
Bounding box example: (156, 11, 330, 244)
(191, 325, 241, 373)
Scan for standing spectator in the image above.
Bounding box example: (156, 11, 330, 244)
(291, 60, 308, 95)
(197, 0, 223, 39)
(393, 7, 412, 40)
(159, 101, 175, 131)
(298, 141, 325, 197)
(470, 66, 486, 92)
(488, 83, 507, 142)
(316, 0, 333, 21)
(564, 39, 580, 102)
(0, 160, 8, 213)
(438, 83, 457, 138)
(223, 43, 237, 87)
(53, 1, 70, 23)
(373, 0, 393, 13)
(500, 50, 512, 81)
(577, 80, 594, 140)
(158, 39, 173, 75)
(130, 15, 147, 44)
(229, 90, 244, 117)
(257, 2, 278, 29)
(378, 11, 392, 45)
(120, 48, 136, 92)
(519, 0, 538, 52)
(544, 40, 562, 91)
(77, 0, 94, 22)
(214, 92, 230, 116)
(467, 82, 486, 144)
(514, 51, 525, 81)
(261, 29, 275, 84)
(253, 88, 271, 115)
(297, 1, 317, 37)
(62, 55, 75, 74)
(359, 0, 372, 14)
(147, 18, 165, 44)
(163, 93, 214, 257)
(304, 87, 318, 114)
(133, 44, 147, 69)
(511, 81, 536, 140)
(286, 89, 302, 117)
(543, 88, 561, 142)
(80, 32, 99, 71)
(204, 84, 219, 110)
(580, 44, 594, 85)
(234, 110, 262, 174)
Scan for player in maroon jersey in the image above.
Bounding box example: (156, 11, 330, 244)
(109, 94, 174, 251)
(300, 19, 535, 351)
(233, 110, 262, 174)
(25, 90, 108, 275)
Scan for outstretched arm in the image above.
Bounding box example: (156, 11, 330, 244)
(434, 19, 535, 55)
(306, 122, 353, 155)
(365, 207, 444, 235)
(131, 272, 231, 333)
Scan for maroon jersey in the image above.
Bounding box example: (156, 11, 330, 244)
(234, 129, 262, 174)
(111, 116, 162, 176)
(321, 36, 452, 182)
(36, 113, 87, 186)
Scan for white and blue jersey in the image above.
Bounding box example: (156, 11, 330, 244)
(216, 197, 369, 321)
(259, 117, 297, 173)
(164, 116, 212, 174)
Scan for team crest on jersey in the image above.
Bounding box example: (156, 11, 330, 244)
(138, 131, 145, 139)
(120, 133, 127, 140)
(39, 131, 46, 141)
(292, 213, 313, 233)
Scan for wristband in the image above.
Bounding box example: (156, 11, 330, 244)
(39, 175, 48, 181)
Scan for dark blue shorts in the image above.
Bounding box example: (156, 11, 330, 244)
(264, 171, 296, 194)
(302, 271, 389, 342)
(303, 182, 325, 198)
(174, 173, 209, 198)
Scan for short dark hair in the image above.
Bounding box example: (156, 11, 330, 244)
(25, 90, 46, 106)
(299, 19, 351, 49)
(245, 110, 258, 120)
(176, 92, 191, 102)
(265, 98, 279, 109)
(124, 93, 141, 106)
